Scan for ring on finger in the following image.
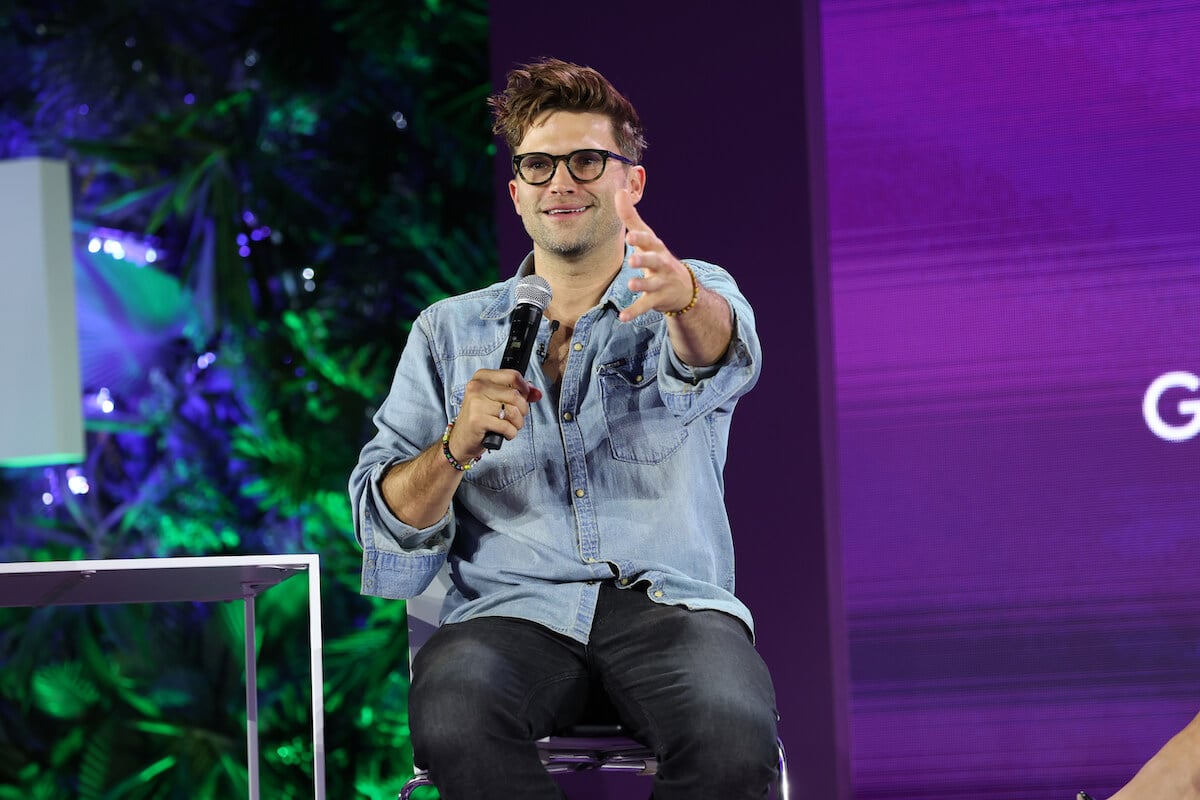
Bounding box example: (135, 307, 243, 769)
(498, 402, 506, 421)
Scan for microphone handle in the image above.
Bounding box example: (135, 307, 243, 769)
(482, 303, 543, 451)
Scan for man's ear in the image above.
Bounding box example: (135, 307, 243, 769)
(508, 179, 521, 213)
(627, 165, 646, 204)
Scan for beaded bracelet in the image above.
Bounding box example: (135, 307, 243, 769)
(664, 264, 699, 317)
(441, 417, 480, 471)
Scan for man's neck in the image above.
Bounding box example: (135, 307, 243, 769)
(532, 242, 626, 326)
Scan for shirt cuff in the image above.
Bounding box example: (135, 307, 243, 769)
(659, 300, 741, 392)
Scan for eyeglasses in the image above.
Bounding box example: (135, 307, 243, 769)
(511, 149, 636, 186)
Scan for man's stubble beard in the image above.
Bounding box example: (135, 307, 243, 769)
(525, 205, 622, 262)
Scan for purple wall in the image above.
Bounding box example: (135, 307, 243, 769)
(823, 1, 1200, 797)
(489, 1, 850, 798)
(487, 1, 1200, 797)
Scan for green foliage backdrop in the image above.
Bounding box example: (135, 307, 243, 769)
(0, 0, 494, 796)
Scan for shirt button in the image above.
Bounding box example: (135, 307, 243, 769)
(573, 342, 583, 351)
(562, 411, 573, 421)
(634, 375, 643, 383)
(586, 557, 596, 563)
(653, 590, 664, 598)
(575, 488, 586, 498)
(619, 578, 630, 586)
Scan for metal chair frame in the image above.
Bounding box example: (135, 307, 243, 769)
(397, 569, 791, 799)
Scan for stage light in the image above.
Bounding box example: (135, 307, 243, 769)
(95, 387, 115, 414)
(87, 227, 164, 267)
(66, 469, 90, 495)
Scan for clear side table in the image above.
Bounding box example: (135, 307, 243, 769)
(0, 554, 326, 800)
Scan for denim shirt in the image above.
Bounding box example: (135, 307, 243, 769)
(349, 248, 762, 643)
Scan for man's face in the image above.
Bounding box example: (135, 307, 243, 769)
(508, 110, 644, 261)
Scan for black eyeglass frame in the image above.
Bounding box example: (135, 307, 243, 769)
(511, 149, 637, 186)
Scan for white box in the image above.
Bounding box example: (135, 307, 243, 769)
(0, 157, 84, 466)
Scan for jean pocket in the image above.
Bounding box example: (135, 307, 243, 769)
(597, 355, 688, 464)
(451, 384, 536, 490)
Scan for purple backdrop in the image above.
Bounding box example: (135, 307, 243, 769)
(823, 1, 1200, 797)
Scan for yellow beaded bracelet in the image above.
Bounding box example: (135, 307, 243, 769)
(664, 264, 699, 317)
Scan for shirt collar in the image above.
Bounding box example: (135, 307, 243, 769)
(481, 246, 648, 322)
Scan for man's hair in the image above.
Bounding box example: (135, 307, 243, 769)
(489, 58, 647, 163)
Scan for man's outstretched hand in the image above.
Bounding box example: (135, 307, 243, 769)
(617, 189, 696, 323)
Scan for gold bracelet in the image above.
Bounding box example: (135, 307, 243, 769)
(664, 264, 699, 317)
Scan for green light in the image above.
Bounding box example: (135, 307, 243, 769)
(0, 452, 84, 468)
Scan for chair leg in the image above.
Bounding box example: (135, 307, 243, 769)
(776, 737, 791, 800)
(399, 771, 434, 800)
(399, 739, 790, 799)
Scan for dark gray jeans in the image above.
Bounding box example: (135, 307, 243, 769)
(409, 582, 779, 799)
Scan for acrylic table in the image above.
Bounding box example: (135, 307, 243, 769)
(0, 554, 326, 800)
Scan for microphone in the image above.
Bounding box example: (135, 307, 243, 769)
(482, 274, 552, 451)
(537, 320, 561, 364)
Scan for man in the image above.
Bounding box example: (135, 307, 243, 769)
(349, 58, 779, 799)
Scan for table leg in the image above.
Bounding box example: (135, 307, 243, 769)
(308, 562, 327, 800)
(245, 593, 259, 800)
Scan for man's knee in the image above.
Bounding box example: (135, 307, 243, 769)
(653, 692, 779, 797)
(691, 691, 777, 759)
(409, 629, 515, 758)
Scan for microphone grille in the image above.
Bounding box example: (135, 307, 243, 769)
(515, 274, 552, 311)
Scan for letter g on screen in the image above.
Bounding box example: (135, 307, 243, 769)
(1143, 371, 1200, 442)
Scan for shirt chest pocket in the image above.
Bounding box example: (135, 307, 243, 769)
(451, 384, 536, 491)
(597, 353, 688, 464)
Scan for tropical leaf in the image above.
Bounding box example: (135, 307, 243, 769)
(31, 661, 101, 720)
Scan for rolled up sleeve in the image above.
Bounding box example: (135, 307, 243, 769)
(349, 313, 456, 598)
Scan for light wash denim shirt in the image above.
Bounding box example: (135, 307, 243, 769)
(349, 248, 762, 643)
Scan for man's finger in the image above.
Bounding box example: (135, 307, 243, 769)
(619, 295, 652, 323)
